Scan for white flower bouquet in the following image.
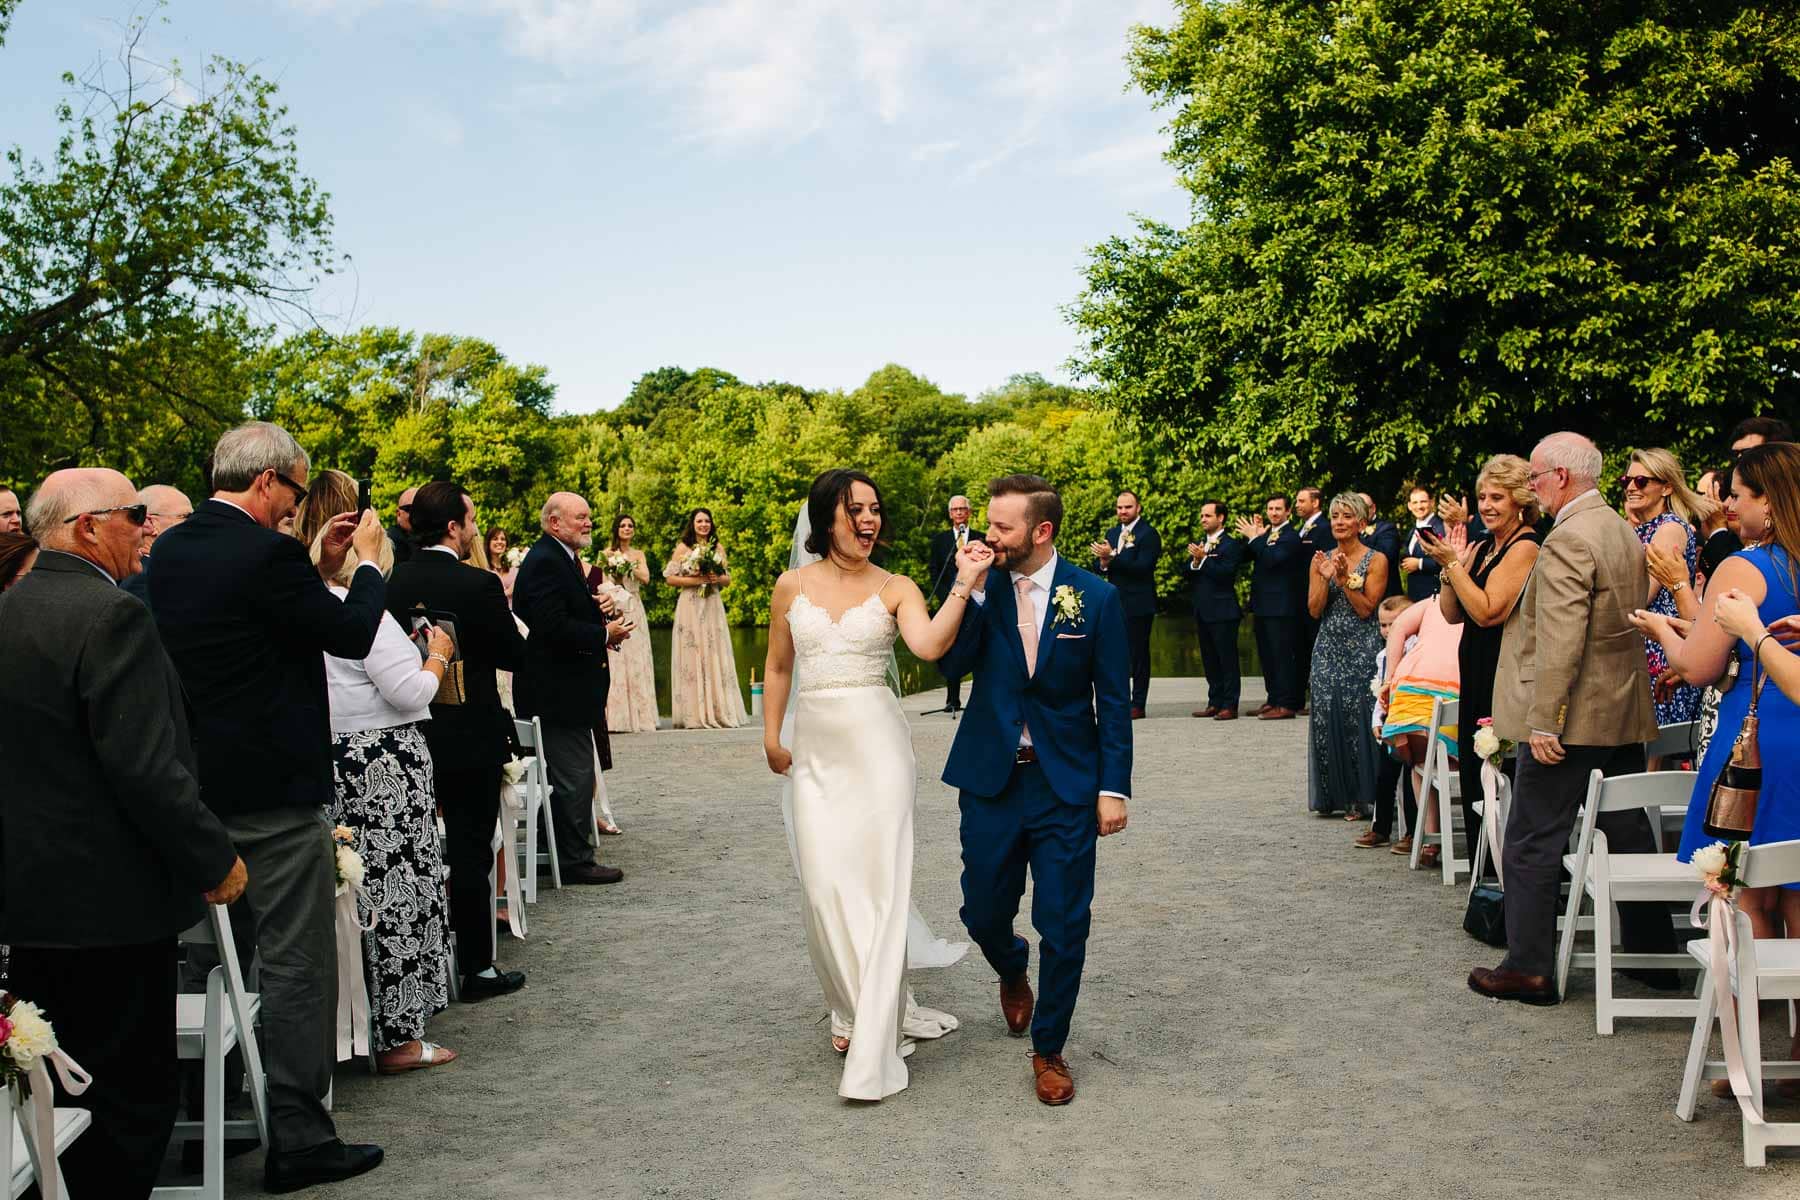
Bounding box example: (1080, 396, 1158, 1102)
(602, 550, 635, 581)
(0, 995, 58, 1092)
(1471, 717, 1514, 768)
(681, 542, 726, 596)
(332, 825, 366, 896)
(503, 546, 526, 570)
(1693, 840, 1745, 900)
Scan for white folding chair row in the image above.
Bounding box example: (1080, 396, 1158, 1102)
(156, 904, 268, 1200)
(513, 716, 561, 901)
(1407, 697, 1469, 884)
(1676, 838, 1800, 1165)
(1553, 769, 1702, 1034)
(1, 1058, 89, 1200)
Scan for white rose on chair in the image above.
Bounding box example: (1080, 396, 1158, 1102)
(1, 997, 57, 1076)
(1691, 843, 1728, 878)
(332, 825, 366, 896)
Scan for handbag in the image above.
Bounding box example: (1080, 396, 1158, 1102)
(405, 606, 466, 707)
(1463, 883, 1507, 948)
(1702, 646, 1770, 840)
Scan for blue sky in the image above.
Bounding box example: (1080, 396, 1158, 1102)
(0, 0, 1189, 413)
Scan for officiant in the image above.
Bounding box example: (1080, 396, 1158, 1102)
(927, 495, 975, 712)
(1092, 491, 1161, 719)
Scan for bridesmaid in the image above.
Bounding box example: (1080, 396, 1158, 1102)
(603, 515, 660, 734)
(485, 526, 517, 606)
(666, 507, 747, 729)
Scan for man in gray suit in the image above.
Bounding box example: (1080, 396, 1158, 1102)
(0, 468, 245, 1198)
(1469, 432, 1672, 1004)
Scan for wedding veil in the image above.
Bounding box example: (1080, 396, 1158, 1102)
(778, 502, 967, 969)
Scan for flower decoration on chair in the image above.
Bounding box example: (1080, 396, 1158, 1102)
(1471, 717, 1515, 769)
(0, 994, 58, 1095)
(332, 824, 366, 897)
(1692, 840, 1746, 901)
(1051, 584, 1084, 629)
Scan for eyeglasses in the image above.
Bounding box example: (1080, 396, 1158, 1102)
(1617, 474, 1660, 491)
(1526, 467, 1563, 483)
(63, 504, 148, 526)
(269, 471, 309, 506)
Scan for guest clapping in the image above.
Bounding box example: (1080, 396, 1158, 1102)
(312, 521, 459, 1069)
(1236, 495, 1308, 719)
(149, 421, 388, 1191)
(1092, 490, 1161, 718)
(666, 506, 747, 729)
(1187, 500, 1245, 720)
(0, 468, 245, 1199)
(1623, 448, 1715, 725)
(1305, 493, 1388, 818)
(1400, 486, 1447, 600)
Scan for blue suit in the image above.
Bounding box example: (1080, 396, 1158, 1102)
(1402, 517, 1447, 600)
(1244, 522, 1309, 710)
(1188, 534, 1245, 709)
(940, 555, 1132, 1056)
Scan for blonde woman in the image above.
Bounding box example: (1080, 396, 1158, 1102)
(293, 469, 358, 548)
(1623, 447, 1717, 724)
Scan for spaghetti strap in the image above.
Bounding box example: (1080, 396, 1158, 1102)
(874, 571, 899, 598)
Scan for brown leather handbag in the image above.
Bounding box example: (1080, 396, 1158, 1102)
(1702, 649, 1770, 840)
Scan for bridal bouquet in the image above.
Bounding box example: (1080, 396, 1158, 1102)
(1471, 717, 1515, 768)
(602, 550, 635, 581)
(503, 547, 526, 570)
(332, 825, 366, 896)
(0, 994, 58, 1092)
(682, 542, 726, 595)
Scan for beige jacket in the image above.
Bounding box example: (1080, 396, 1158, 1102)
(1491, 490, 1655, 746)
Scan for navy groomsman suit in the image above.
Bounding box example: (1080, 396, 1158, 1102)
(1244, 521, 1309, 712)
(1294, 510, 1332, 704)
(1098, 517, 1161, 712)
(1187, 531, 1245, 713)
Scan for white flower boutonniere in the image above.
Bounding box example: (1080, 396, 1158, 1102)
(1346, 571, 1367, 591)
(1117, 530, 1135, 552)
(1051, 584, 1084, 629)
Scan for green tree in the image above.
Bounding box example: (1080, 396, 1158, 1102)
(1070, 0, 1800, 496)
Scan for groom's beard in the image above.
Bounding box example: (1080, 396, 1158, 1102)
(986, 532, 1030, 571)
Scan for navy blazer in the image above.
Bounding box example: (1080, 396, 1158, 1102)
(1297, 514, 1334, 557)
(1099, 520, 1162, 618)
(511, 535, 610, 726)
(939, 556, 1132, 807)
(1401, 517, 1448, 600)
(149, 500, 384, 817)
(1186, 534, 1245, 622)
(1361, 519, 1405, 598)
(1243, 523, 1309, 618)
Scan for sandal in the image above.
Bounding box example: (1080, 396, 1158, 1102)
(1419, 845, 1441, 869)
(831, 1036, 850, 1055)
(376, 1040, 458, 1075)
(597, 820, 623, 836)
(1344, 809, 1365, 822)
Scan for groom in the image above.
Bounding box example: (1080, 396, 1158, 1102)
(939, 473, 1133, 1106)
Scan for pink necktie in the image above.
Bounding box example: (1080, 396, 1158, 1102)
(1015, 576, 1038, 677)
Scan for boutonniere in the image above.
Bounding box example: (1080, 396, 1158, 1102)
(1266, 529, 1280, 546)
(1051, 584, 1084, 628)
(1117, 529, 1135, 551)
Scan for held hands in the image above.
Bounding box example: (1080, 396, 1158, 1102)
(953, 539, 994, 586)
(1097, 794, 1128, 837)
(205, 856, 248, 906)
(1770, 615, 1800, 649)
(764, 740, 792, 776)
(1627, 608, 1688, 645)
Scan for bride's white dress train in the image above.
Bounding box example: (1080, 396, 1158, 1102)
(783, 591, 958, 1100)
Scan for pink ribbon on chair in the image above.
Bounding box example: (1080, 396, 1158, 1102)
(334, 886, 375, 1061)
(14, 1050, 91, 1194)
(1480, 762, 1507, 887)
(1692, 888, 1765, 1125)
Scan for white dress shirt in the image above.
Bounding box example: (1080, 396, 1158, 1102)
(1188, 530, 1223, 571)
(324, 586, 437, 734)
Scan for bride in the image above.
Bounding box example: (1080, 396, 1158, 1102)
(762, 468, 991, 1100)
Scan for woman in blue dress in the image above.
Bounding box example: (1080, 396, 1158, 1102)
(1632, 442, 1800, 948)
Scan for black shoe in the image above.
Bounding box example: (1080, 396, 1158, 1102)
(460, 969, 527, 1002)
(565, 863, 624, 885)
(180, 1135, 260, 1173)
(264, 1139, 383, 1194)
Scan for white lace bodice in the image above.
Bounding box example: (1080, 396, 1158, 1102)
(786, 594, 896, 692)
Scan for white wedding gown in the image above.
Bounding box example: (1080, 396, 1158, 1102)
(783, 590, 958, 1100)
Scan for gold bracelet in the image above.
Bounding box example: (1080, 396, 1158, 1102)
(950, 586, 971, 601)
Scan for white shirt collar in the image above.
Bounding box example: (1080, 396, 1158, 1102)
(423, 544, 459, 558)
(557, 539, 580, 562)
(1120, 517, 1138, 535)
(1555, 489, 1601, 525)
(211, 496, 257, 522)
(1271, 519, 1292, 533)
(1011, 550, 1059, 593)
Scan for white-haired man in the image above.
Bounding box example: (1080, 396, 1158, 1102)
(512, 492, 630, 884)
(927, 495, 975, 711)
(121, 483, 193, 603)
(1470, 431, 1675, 1005)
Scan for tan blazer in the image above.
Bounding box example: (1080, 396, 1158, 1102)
(1491, 490, 1655, 746)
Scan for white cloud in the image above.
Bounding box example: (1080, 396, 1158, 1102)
(910, 140, 959, 163)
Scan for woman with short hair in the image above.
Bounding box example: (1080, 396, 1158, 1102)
(1306, 493, 1389, 818)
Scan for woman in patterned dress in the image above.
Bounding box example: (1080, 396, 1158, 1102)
(1306, 493, 1390, 818)
(314, 529, 459, 1074)
(602, 514, 660, 734)
(1621, 448, 1717, 728)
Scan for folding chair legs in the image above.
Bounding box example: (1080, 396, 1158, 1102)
(1677, 971, 1718, 1121)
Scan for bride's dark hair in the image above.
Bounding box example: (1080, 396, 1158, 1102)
(804, 469, 886, 558)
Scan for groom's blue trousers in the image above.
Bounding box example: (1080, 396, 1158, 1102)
(958, 762, 1097, 1056)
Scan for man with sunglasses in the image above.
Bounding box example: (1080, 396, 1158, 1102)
(387, 485, 418, 565)
(121, 484, 193, 604)
(148, 421, 389, 1193)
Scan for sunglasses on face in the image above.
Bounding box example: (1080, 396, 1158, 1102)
(1617, 474, 1661, 491)
(63, 503, 148, 526)
(272, 471, 308, 505)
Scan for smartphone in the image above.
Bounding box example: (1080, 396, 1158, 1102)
(1417, 526, 1440, 543)
(356, 478, 372, 516)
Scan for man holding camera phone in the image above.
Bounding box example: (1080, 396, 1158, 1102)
(385, 481, 532, 999)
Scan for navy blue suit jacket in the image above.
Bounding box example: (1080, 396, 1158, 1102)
(1298, 514, 1334, 557)
(512, 536, 611, 726)
(1099, 520, 1161, 618)
(1401, 517, 1448, 600)
(1244, 523, 1309, 618)
(939, 556, 1132, 807)
(1186, 535, 1245, 622)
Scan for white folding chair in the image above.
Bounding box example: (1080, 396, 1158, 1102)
(1676, 838, 1800, 1164)
(1407, 697, 1469, 883)
(1468, 759, 1513, 894)
(513, 716, 560, 901)
(1553, 769, 1702, 1033)
(158, 904, 269, 1200)
(2, 1059, 90, 1200)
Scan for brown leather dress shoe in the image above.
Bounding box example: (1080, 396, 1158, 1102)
(1000, 974, 1034, 1037)
(1191, 706, 1219, 719)
(1031, 1053, 1075, 1105)
(1258, 706, 1295, 720)
(1214, 708, 1238, 721)
(565, 863, 624, 885)
(1467, 965, 1558, 1006)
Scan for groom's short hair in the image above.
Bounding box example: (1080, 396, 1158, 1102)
(988, 474, 1062, 535)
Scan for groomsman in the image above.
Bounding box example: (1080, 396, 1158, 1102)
(1357, 492, 1406, 599)
(927, 495, 975, 712)
(1236, 495, 1308, 719)
(1092, 491, 1161, 719)
(1186, 500, 1245, 720)
(1293, 487, 1330, 708)
(1399, 486, 1447, 600)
